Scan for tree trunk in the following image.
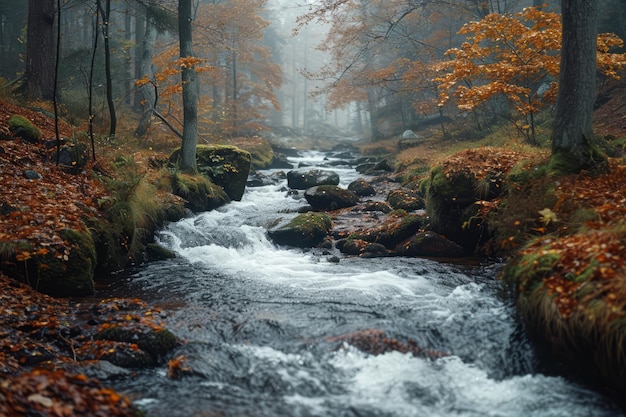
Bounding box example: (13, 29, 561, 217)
(551, 0, 606, 173)
(178, 0, 198, 174)
(22, 0, 55, 100)
(134, 8, 157, 138)
(100, 0, 116, 138)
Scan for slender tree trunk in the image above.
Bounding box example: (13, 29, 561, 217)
(22, 0, 55, 100)
(133, 12, 146, 110)
(88, 2, 99, 160)
(551, 0, 606, 173)
(178, 0, 198, 173)
(124, 11, 132, 106)
(98, 0, 116, 138)
(134, 8, 157, 138)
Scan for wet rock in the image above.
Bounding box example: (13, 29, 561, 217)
(95, 326, 179, 366)
(326, 329, 445, 359)
(145, 243, 177, 261)
(171, 173, 230, 213)
(268, 155, 294, 169)
(304, 185, 360, 211)
(395, 232, 465, 258)
(386, 189, 425, 211)
(171, 145, 251, 201)
(287, 168, 340, 190)
(348, 178, 376, 197)
(1, 201, 18, 215)
(23, 169, 42, 180)
(49, 142, 89, 174)
(359, 213, 425, 249)
(267, 212, 333, 248)
(361, 242, 388, 258)
(247, 171, 284, 187)
(336, 237, 368, 255)
(359, 201, 393, 213)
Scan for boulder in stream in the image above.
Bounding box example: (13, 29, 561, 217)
(304, 185, 360, 211)
(287, 168, 340, 190)
(267, 212, 333, 248)
(171, 145, 251, 201)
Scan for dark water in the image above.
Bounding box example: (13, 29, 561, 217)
(102, 151, 624, 417)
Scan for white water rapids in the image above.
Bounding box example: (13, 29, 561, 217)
(105, 151, 624, 417)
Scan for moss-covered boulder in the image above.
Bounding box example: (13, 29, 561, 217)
(424, 148, 526, 252)
(336, 238, 388, 257)
(95, 326, 178, 366)
(171, 172, 229, 213)
(230, 136, 275, 170)
(4, 228, 97, 297)
(395, 232, 464, 258)
(304, 185, 359, 211)
(502, 227, 626, 391)
(348, 178, 376, 197)
(287, 169, 340, 190)
(171, 145, 251, 201)
(267, 212, 333, 248)
(387, 189, 425, 211)
(8, 115, 41, 143)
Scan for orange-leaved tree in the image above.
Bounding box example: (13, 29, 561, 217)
(434, 7, 626, 145)
(137, 0, 282, 142)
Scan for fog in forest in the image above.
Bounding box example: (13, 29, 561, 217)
(1, 0, 622, 143)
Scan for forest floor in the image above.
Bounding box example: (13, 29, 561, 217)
(1, 79, 626, 415)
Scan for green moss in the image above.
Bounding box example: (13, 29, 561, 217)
(502, 248, 560, 294)
(171, 172, 229, 212)
(549, 137, 608, 175)
(288, 212, 333, 234)
(8, 115, 41, 141)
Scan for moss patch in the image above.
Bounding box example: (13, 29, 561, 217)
(8, 115, 41, 142)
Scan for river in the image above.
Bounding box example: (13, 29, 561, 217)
(102, 149, 624, 417)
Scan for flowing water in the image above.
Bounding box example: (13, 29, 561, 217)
(104, 150, 624, 417)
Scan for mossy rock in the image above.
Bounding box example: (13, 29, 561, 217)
(395, 232, 465, 258)
(267, 212, 333, 248)
(6, 228, 98, 297)
(359, 213, 424, 249)
(386, 189, 425, 211)
(8, 115, 42, 143)
(304, 185, 359, 211)
(171, 172, 229, 213)
(424, 166, 485, 251)
(145, 243, 176, 261)
(228, 136, 275, 169)
(171, 145, 251, 201)
(96, 327, 179, 366)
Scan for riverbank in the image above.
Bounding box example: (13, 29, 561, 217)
(1, 90, 626, 414)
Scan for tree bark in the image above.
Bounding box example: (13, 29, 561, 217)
(22, 0, 56, 100)
(178, 0, 198, 173)
(551, 0, 606, 173)
(99, 0, 116, 138)
(134, 8, 157, 138)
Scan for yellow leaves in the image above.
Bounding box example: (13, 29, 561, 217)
(538, 208, 558, 226)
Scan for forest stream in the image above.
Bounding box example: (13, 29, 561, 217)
(99, 149, 625, 417)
